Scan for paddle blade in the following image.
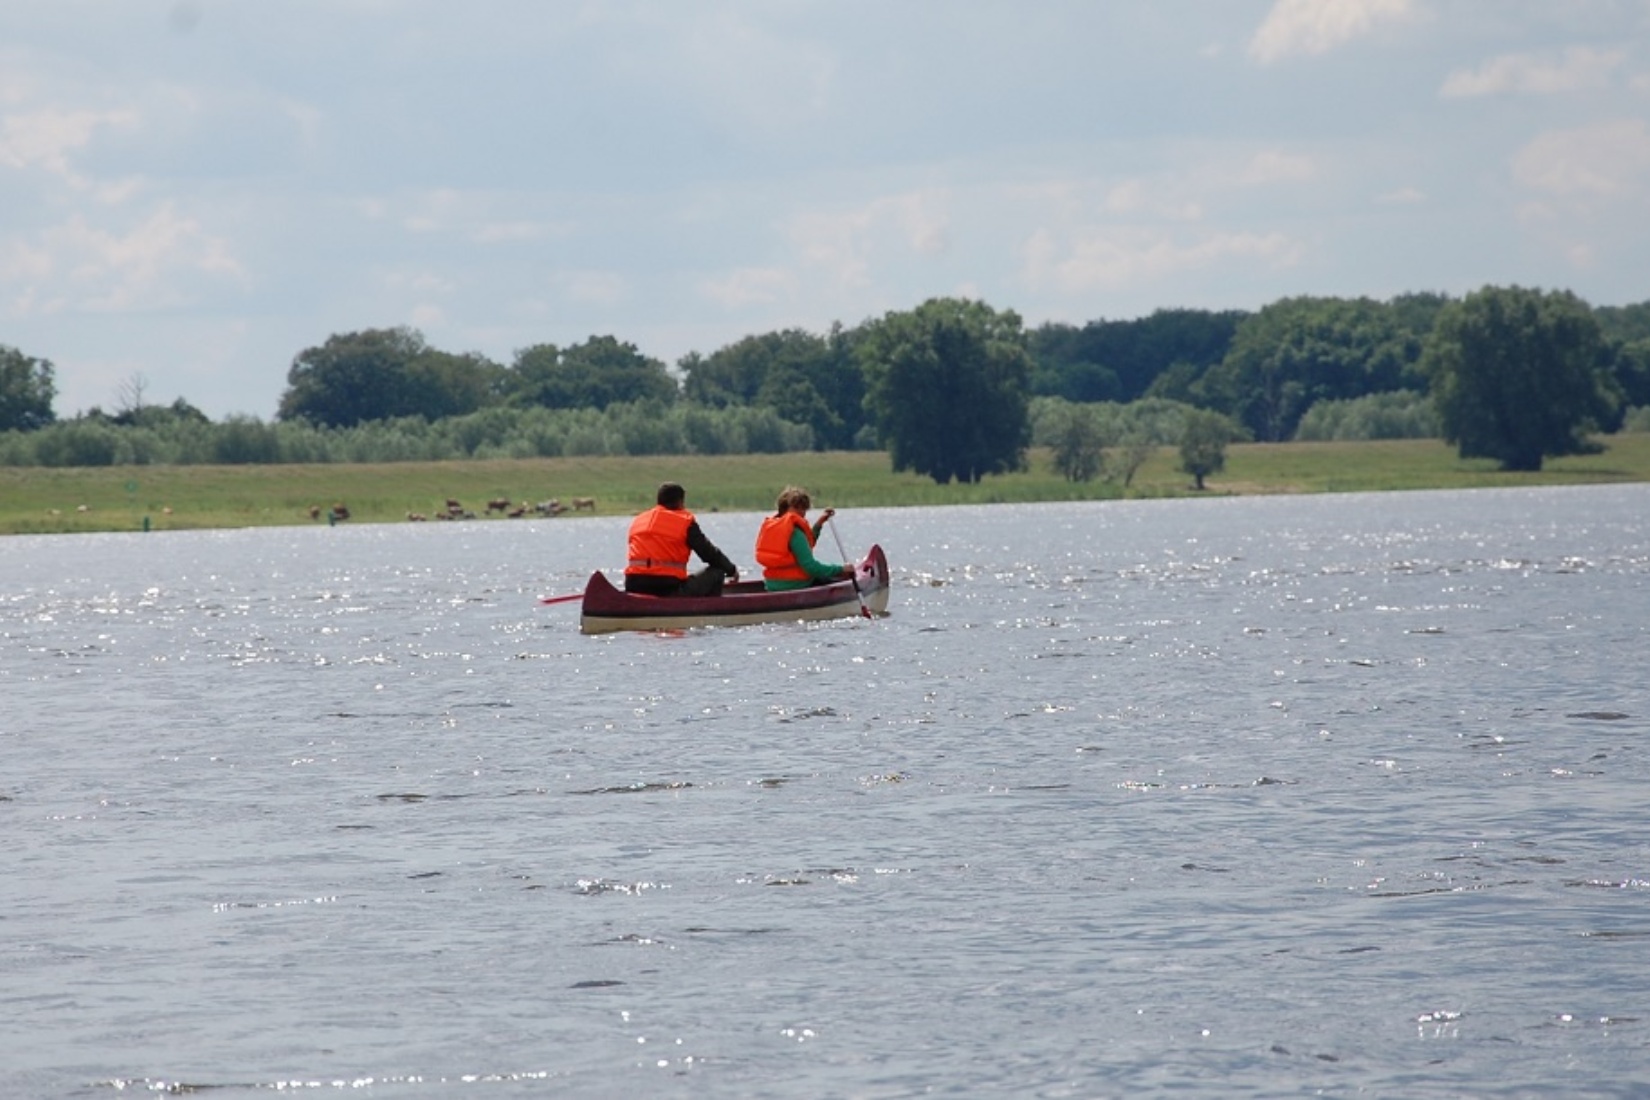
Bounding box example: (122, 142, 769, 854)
(538, 592, 582, 606)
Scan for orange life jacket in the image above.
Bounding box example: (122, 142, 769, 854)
(755, 512, 813, 582)
(626, 506, 694, 579)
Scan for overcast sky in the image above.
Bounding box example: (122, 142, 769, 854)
(3, 0, 1648, 420)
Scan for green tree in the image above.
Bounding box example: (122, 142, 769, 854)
(1200, 296, 1419, 442)
(1608, 338, 1650, 409)
(404, 350, 505, 420)
(278, 327, 429, 426)
(1050, 403, 1106, 482)
(509, 336, 676, 409)
(1031, 309, 1245, 402)
(1424, 286, 1617, 471)
(682, 325, 867, 449)
(0, 345, 57, 431)
(1179, 408, 1241, 490)
(859, 297, 1032, 484)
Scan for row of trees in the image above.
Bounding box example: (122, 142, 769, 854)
(3, 287, 1647, 478)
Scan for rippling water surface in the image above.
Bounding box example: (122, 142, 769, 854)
(4, 486, 1649, 1097)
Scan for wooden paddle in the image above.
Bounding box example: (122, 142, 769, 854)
(823, 514, 873, 619)
(538, 592, 582, 606)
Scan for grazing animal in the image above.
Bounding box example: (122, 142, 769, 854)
(330, 504, 350, 522)
(533, 499, 563, 516)
(445, 498, 462, 511)
(486, 497, 512, 514)
(571, 497, 597, 512)
(506, 503, 527, 518)
(407, 512, 427, 522)
(309, 505, 322, 520)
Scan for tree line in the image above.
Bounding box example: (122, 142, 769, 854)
(3, 287, 1647, 478)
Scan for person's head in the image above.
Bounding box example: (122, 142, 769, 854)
(656, 482, 686, 509)
(774, 485, 810, 516)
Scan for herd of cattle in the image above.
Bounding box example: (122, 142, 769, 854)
(311, 497, 597, 523)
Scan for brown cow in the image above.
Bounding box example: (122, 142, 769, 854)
(486, 497, 512, 514)
(571, 497, 597, 512)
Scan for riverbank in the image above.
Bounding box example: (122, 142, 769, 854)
(4, 434, 1648, 535)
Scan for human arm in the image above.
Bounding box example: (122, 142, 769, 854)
(809, 507, 836, 540)
(687, 520, 739, 578)
(788, 527, 850, 582)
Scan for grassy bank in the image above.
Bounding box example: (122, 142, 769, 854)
(4, 434, 1648, 535)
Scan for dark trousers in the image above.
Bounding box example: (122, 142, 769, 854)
(625, 566, 731, 598)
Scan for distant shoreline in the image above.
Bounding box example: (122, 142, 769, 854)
(3, 436, 1647, 536)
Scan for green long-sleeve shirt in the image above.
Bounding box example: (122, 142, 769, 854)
(762, 524, 847, 590)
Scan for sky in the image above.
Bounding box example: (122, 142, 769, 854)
(3, 0, 1648, 420)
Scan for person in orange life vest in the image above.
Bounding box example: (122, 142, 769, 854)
(754, 486, 854, 592)
(624, 482, 739, 597)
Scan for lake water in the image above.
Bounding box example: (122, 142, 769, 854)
(4, 485, 1648, 1098)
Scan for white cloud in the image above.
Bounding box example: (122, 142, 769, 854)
(1513, 119, 1650, 198)
(562, 270, 627, 306)
(4, 204, 245, 314)
(1248, 0, 1414, 65)
(787, 190, 953, 290)
(1022, 226, 1304, 294)
(1102, 179, 1203, 220)
(409, 302, 445, 328)
(1375, 186, 1426, 205)
(1440, 47, 1624, 98)
(0, 106, 138, 180)
(699, 266, 797, 309)
(1234, 150, 1317, 186)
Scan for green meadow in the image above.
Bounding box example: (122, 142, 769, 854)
(4, 434, 1649, 536)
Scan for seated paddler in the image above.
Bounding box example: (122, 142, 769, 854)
(624, 482, 739, 597)
(754, 486, 855, 591)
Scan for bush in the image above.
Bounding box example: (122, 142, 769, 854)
(1294, 390, 1439, 441)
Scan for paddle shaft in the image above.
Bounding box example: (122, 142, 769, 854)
(823, 515, 873, 619)
(538, 592, 582, 605)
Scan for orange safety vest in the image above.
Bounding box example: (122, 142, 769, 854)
(755, 512, 813, 582)
(626, 506, 694, 579)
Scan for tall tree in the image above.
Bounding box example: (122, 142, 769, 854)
(1178, 408, 1241, 490)
(1424, 286, 1617, 471)
(858, 297, 1032, 484)
(1201, 296, 1420, 442)
(0, 345, 57, 431)
(278, 327, 429, 426)
(509, 335, 675, 409)
(682, 326, 867, 449)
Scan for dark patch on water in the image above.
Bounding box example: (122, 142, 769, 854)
(755, 777, 788, 788)
(1337, 946, 1381, 954)
(683, 927, 778, 936)
(1369, 879, 1529, 898)
(1579, 929, 1650, 939)
(570, 781, 692, 795)
(570, 980, 624, 989)
(1568, 711, 1630, 721)
(1180, 863, 1231, 873)
(408, 871, 442, 880)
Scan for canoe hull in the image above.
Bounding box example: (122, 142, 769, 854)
(580, 544, 889, 634)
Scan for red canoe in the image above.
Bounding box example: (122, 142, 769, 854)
(579, 544, 890, 634)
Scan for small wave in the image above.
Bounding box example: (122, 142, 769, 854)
(569, 780, 692, 796)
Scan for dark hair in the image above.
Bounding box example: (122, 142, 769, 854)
(656, 482, 686, 508)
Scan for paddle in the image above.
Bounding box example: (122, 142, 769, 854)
(538, 592, 582, 606)
(822, 513, 873, 620)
